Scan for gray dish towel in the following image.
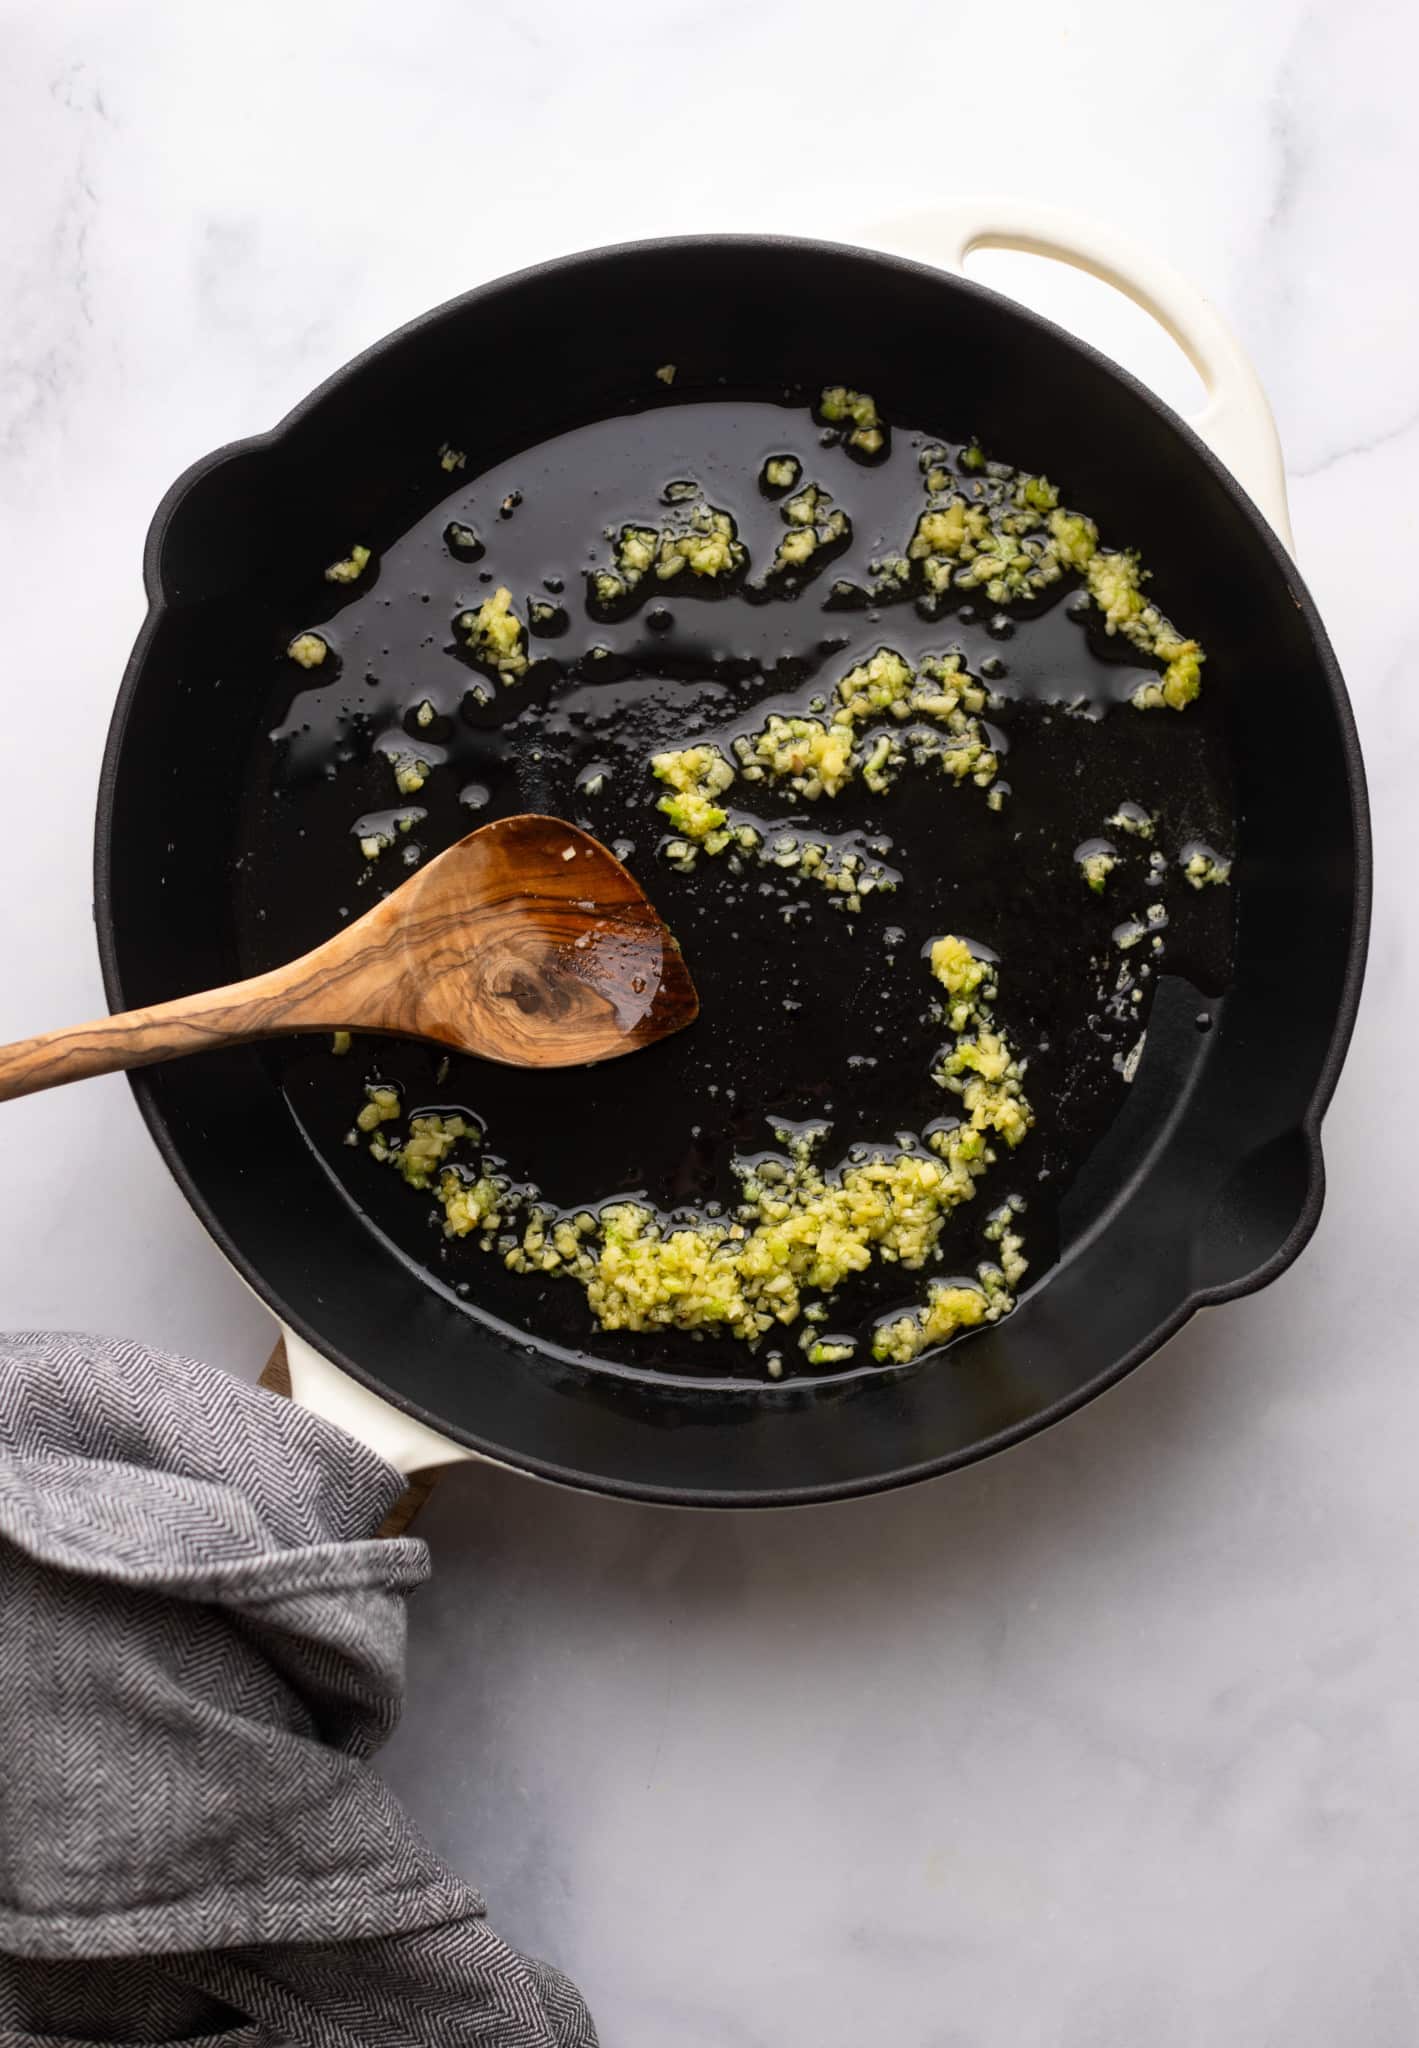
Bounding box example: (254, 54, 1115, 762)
(0, 1331, 596, 2047)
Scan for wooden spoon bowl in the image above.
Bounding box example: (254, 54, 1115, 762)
(0, 816, 699, 1101)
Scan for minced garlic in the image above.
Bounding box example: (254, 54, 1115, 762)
(366, 944, 1030, 1365)
(768, 482, 850, 576)
(930, 933, 996, 1032)
(820, 385, 885, 454)
(325, 543, 371, 585)
(287, 632, 328, 668)
(378, 1126, 1009, 1347)
(905, 472, 1070, 605)
(649, 645, 1002, 894)
(460, 585, 530, 679)
(762, 455, 801, 492)
(592, 501, 746, 606)
(652, 744, 737, 848)
(1180, 844, 1232, 889)
(848, 436, 1210, 707)
(873, 1275, 1004, 1366)
(355, 1085, 401, 1133)
(355, 804, 424, 858)
(1076, 842, 1118, 894)
(1107, 803, 1154, 839)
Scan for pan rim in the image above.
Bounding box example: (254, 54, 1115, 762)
(94, 231, 1372, 1506)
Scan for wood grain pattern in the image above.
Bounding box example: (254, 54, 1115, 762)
(0, 815, 699, 1102)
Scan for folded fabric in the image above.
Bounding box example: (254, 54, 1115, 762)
(0, 1331, 596, 2047)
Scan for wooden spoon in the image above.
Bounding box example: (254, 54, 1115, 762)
(0, 815, 699, 1102)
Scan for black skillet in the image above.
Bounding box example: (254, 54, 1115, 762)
(95, 236, 1370, 1506)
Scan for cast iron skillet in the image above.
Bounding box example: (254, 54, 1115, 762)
(95, 236, 1370, 1506)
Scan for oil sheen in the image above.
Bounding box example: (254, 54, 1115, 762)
(233, 394, 1235, 1384)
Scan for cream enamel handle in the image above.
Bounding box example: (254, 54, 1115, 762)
(281, 1324, 474, 1473)
(862, 199, 1294, 554)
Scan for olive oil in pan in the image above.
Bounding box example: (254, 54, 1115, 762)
(234, 395, 1235, 1383)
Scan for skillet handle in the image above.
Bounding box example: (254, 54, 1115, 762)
(860, 199, 1295, 554)
(281, 1323, 474, 1475)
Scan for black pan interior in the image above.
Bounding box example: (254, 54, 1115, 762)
(229, 395, 1236, 1382)
(96, 238, 1367, 1504)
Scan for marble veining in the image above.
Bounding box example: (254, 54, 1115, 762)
(0, 2, 1414, 2041)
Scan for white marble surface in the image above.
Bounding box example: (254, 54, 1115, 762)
(1, 1, 1414, 2039)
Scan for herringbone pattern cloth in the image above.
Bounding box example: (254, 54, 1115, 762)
(0, 1332, 596, 2047)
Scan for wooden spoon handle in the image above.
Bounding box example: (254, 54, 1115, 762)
(0, 967, 328, 1103)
